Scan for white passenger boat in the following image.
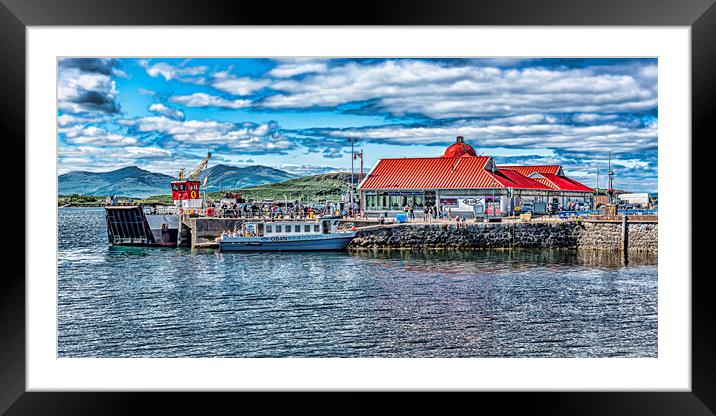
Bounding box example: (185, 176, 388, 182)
(219, 217, 356, 252)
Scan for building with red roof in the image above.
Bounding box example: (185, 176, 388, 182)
(357, 136, 594, 218)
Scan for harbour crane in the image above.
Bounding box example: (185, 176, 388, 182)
(178, 152, 212, 181)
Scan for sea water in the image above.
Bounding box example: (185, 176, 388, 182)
(58, 207, 657, 357)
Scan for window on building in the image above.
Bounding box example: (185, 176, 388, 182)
(389, 195, 401, 210)
(379, 193, 389, 209)
(366, 194, 377, 208)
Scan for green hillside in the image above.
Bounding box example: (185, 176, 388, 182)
(218, 172, 358, 203)
(140, 172, 360, 205)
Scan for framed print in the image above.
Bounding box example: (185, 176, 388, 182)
(2, 0, 713, 414)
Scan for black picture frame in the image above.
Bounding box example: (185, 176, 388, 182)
(1, 0, 711, 414)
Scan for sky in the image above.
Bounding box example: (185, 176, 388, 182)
(57, 57, 658, 192)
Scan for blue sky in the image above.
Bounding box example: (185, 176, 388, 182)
(57, 57, 658, 191)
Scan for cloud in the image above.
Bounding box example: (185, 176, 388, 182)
(58, 58, 121, 114)
(148, 103, 185, 120)
(268, 59, 328, 78)
(278, 163, 341, 175)
(303, 115, 657, 157)
(58, 145, 175, 173)
(139, 59, 207, 84)
(138, 88, 157, 96)
(211, 71, 270, 96)
(58, 58, 124, 77)
(61, 125, 137, 146)
(58, 113, 110, 127)
(120, 116, 293, 154)
(169, 92, 251, 109)
(261, 60, 657, 118)
(571, 113, 619, 123)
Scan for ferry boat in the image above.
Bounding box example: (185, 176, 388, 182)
(219, 217, 356, 252)
(105, 152, 211, 248)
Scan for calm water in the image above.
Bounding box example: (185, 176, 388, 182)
(58, 207, 657, 357)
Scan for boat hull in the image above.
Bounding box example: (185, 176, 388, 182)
(220, 234, 355, 252)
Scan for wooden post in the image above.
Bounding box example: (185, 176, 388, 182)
(605, 204, 617, 219)
(621, 215, 628, 264)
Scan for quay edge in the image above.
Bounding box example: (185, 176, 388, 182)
(178, 216, 656, 253)
(347, 218, 657, 253)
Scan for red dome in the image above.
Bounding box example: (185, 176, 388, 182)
(443, 142, 477, 158)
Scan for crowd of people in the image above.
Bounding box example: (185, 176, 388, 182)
(203, 200, 357, 221)
(401, 204, 466, 223)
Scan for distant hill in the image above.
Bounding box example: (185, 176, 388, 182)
(58, 166, 174, 198)
(198, 164, 297, 192)
(229, 172, 360, 203)
(58, 164, 298, 199)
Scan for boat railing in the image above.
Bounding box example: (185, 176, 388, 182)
(149, 206, 180, 215)
(145, 205, 355, 221)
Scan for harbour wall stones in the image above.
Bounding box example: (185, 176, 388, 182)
(348, 220, 657, 252)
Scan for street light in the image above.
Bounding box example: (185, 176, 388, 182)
(350, 137, 355, 218)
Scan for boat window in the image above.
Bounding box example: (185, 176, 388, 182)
(295, 225, 301, 232)
(276, 225, 282, 232)
(314, 224, 320, 232)
(285, 226, 291, 233)
(304, 225, 311, 232)
(266, 225, 272, 233)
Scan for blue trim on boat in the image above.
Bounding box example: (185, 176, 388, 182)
(219, 233, 355, 252)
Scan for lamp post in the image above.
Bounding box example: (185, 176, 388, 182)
(607, 151, 615, 205)
(355, 149, 364, 218)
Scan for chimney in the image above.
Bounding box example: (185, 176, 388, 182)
(456, 136, 464, 144)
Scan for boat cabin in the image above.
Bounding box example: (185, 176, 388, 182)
(228, 218, 341, 238)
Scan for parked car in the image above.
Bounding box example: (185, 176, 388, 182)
(575, 202, 589, 211)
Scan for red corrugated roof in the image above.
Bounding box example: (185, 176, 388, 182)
(359, 157, 503, 190)
(494, 169, 552, 190)
(496, 165, 562, 176)
(532, 173, 594, 192)
(359, 157, 553, 190)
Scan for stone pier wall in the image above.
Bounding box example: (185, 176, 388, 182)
(348, 220, 657, 252)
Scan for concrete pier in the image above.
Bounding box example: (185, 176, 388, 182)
(180, 217, 244, 248)
(348, 218, 657, 253)
(178, 216, 657, 253)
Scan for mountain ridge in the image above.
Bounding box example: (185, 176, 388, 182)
(58, 164, 297, 198)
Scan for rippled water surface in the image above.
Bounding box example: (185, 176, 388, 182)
(58, 208, 657, 357)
